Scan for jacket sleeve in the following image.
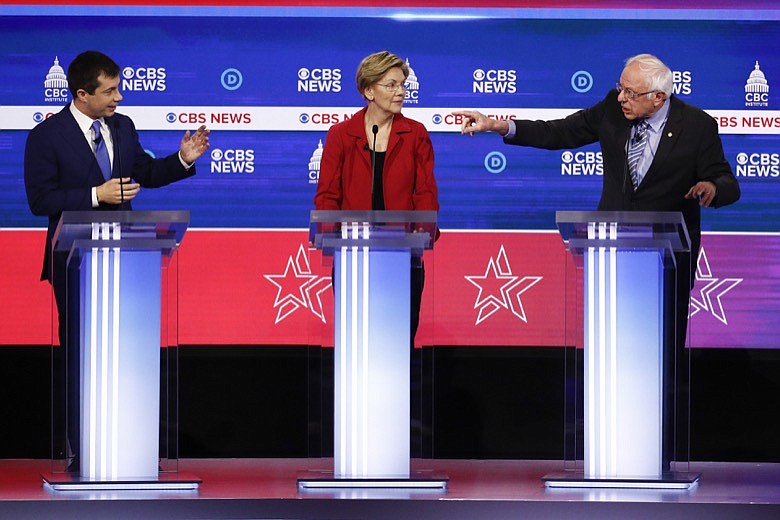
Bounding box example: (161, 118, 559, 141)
(125, 117, 194, 188)
(505, 94, 608, 150)
(696, 115, 740, 208)
(411, 125, 439, 211)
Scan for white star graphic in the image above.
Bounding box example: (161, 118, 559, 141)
(264, 244, 332, 324)
(689, 247, 742, 325)
(464, 245, 542, 325)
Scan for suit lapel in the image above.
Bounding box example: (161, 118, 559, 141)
(615, 123, 631, 163)
(386, 114, 410, 168)
(641, 97, 683, 187)
(345, 110, 371, 175)
(57, 105, 97, 167)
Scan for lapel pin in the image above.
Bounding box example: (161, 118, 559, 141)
(667, 132, 673, 137)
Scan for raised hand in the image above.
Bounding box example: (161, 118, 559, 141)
(179, 125, 211, 164)
(451, 110, 510, 136)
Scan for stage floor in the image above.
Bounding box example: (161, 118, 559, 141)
(2, 458, 780, 519)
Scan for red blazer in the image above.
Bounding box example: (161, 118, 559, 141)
(314, 106, 439, 212)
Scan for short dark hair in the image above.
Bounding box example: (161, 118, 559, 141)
(67, 51, 120, 97)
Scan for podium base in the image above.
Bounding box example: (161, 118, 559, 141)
(298, 470, 448, 490)
(542, 471, 701, 490)
(41, 472, 201, 491)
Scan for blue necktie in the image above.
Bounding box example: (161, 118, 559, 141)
(91, 119, 111, 180)
(627, 119, 650, 190)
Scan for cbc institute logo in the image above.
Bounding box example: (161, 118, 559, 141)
(43, 57, 69, 103)
(745, 60, 770, 108)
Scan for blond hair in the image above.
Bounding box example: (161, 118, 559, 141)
(355, 51, 409, 100)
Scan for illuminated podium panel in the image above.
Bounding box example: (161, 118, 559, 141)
(545, 211, 698, 489)
(43, 210, 199, 491)
(300, 210, 446, 490)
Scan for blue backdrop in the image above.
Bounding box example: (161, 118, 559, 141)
(1, 8, 778, 231)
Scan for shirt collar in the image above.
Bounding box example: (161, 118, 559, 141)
(69, 102, 104, 136)
(644, 97, 670, 132)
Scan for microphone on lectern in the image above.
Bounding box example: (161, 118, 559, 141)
(370, 124, 378, 207)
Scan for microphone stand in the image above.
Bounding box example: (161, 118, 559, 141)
(370, 124, 378, 209)
(113, 120, 124, 209)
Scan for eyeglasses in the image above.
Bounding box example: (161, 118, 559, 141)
(616, 83, 657, 100)
(375, 81, 407, 93)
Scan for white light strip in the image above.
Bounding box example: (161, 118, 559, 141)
(597, 223, 606, 477)
(586, 223, 595, 477)
(350, 222, 358, 477)
(111, 223, 121, 479)
(48, 481, 200, 492)
(299, 479, 448, 489)
(339, 226, 347, 478)
(609, 222, 617, 477)
(544, 479, 697, 490)
(100, 223, 109, 480)
(89, 225, 99, 479)
(361, 222, 369, 478)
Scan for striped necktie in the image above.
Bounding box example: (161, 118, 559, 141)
(627, 119, 650, 190)
(91, 119, 111, 180)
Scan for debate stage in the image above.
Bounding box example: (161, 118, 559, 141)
(1, 458, 779, 519)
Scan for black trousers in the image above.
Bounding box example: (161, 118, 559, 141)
(51, 251, 81, 469)
(662, 249, 694, 470)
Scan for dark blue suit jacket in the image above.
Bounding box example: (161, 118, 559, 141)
(24, 104, 195, 281)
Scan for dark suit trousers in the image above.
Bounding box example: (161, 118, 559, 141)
(52, 251, 81, 468)
(663, 250, 693, 470)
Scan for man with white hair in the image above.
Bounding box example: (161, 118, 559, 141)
(453, 53, 740, 469)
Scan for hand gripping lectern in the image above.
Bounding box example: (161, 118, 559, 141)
(545, 211, 699, 489)
(43, 210, 200, 491)
(300, 210, 446, 489)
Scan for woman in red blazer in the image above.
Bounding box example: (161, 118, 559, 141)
(314, 50, 440, 342)
(314, 51, 439, 213)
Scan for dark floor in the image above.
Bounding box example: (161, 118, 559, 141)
(2, 458, 780, 519)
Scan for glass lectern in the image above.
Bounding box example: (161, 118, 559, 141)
(545, 211, 699, 489)
(300, 210, 446, 490)
(42, 210, 199, 491)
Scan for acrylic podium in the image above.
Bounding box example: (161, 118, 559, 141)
(42, 210, 200, 491)
(299, 210, 445, 490)
(545, 210, 699, 489)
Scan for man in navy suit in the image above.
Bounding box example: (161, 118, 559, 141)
(453, 54, 740, 469)
(24, 50, 210, 471)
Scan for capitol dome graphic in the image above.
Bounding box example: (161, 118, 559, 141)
(404, 58, 419, 91)
(44, 56, 69, 103)
(308, 139, 323, 184)
(745, 61, 769, 94)
(45, 57, 67, 88)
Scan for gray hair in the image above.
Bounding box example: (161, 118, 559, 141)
(624, 54, 673, 97)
